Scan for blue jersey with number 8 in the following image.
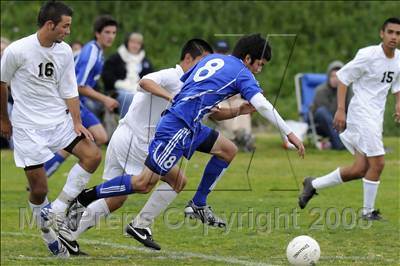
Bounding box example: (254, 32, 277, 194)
(169, 54, 262, 129)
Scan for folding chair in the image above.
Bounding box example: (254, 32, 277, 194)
(294, 73, 327, 146)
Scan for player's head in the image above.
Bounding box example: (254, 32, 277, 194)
(37, 1, 73, 43)
(124, 32, 144, 55)
(232, 34, 271, 74)
(93, 15, 118, 49)
(380, 17, 400, 49)
(180, 38, 214, 72)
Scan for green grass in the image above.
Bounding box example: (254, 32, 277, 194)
(1, 134, 399, 265)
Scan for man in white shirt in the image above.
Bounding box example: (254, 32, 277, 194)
(0, 1, 101, 257)
(299, 17, 400, 220)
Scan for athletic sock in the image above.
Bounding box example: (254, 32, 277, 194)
(132, 182, 177, 228)
(311, 168, 343, 190)
(192, 156, 229, 206)
(28, 197, 49, 228)
(52, 163, 92, 213)
(78, 174, 133, 207)
(362, 178, 380, 215)
(44, 152, 65, 177)
(72, 199, 110, 241)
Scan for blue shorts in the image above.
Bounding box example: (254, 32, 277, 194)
(145, 113, 219, 176)
(80, 102, 101, 129)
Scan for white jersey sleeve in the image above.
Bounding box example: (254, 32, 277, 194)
(141, 67, 182, 95)
(59, 48, 78, 98)
(391, 71, 400, 94)
(0, 45, 20, 85)
(337, 48, 370, 86)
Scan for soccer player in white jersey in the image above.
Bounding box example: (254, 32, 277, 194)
(299, 17, 400, 220)
(62, 39, 256, 251)
(0, 1, 101, 257)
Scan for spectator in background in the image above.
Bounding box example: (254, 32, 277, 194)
(310, 60, 352, 150)
(70, 40, 83, 58)
(213, 40, 255, 152)
(102, 32, 153, 118)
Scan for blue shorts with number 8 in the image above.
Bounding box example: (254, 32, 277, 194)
(144, 112, 218, 176)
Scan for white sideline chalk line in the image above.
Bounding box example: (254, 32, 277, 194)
(1, 231, 273, 266)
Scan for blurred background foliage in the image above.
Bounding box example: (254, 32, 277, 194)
(1, 1, 399, 135)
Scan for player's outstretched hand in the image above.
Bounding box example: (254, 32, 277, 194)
(287, 132, 305, 158)
(104, 96, 119, 111)
(394, 103, 400, 123)
(74, 123, 94, 142)
(333, 108, 346, 132)
(239, 102, 256, 115)
(0, 117, 12, 139)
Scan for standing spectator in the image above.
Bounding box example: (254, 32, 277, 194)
(311, 61, 352, 150)
(102, 32, 153, 118)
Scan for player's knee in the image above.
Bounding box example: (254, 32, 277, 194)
(175, 175, 187, 193)
(223, 142, 238, 162)
(134, 180, 153, 194)
(94, 132, 108, 145)
(351, 166, 368, 178)
(83, 146, 102, 170)
(369, 161, 385, 175)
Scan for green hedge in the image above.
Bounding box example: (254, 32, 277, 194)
(1, 1, 399, 135)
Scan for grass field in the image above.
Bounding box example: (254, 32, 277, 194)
(1, 134, 399, 265)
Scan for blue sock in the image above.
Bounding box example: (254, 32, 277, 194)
(192, 156, 229, 206)
(44, 152, 65, 177)
(95, 174, 134, 198)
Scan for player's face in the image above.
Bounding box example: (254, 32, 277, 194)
(380, 23, 400, 49)
(96, 25, 117, 49)
(329, 70, 339, 88)
(247, 58, 267, 74)
(50, 15, 72, 43)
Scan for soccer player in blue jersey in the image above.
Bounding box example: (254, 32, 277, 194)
(69, 34, 305, 235)
(43, 15, 119, 177)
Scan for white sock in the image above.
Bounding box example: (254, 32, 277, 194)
(133, 182, 178, 228)
(312, 168, 343, 190)
(28, 198, 49, 228)
(362, 178, 380, 215)
(41, 227, 58, 244)
(52, 163, 92, 213)
(72, 199, 110, 240)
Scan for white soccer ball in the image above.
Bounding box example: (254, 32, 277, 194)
(286, 235, 320, 265)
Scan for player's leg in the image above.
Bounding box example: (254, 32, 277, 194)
(43, 150, 70, 177)
(127, 167, 187, 250)
(185, 128, 237, 227)
(361, 155, 384, 220)
(299, 151, 368, 209)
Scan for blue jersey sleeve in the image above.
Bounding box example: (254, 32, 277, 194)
(236, 69, 263, 101)
(75, 44, 96, 86)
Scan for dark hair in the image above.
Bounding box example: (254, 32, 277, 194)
(93, 15, 118, 34)
(37, 1, 73, 27)
(382, 17, 400, 31)
(232, 34, 272, 63)
(180, 38, 214, 60)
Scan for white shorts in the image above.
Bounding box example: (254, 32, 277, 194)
(13, 118, 78, 168)
(339, 122, 385, 157)
(103, 123, 149, 180)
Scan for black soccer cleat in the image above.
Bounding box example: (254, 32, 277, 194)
(184, 200, 226, 228)
(298, 177, 318, 209)
(66, 198, 86, 232)
(58, 234, 88, 256)
(362, 209, 383, 221)
(125, 222, 161, 250)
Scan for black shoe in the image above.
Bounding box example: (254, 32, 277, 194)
(362, 209, 383, 221)
(298, 177, 317, 209)
(58, 234, 88, 256)
(125, 222, 161, 250)
(66, 198, 86, 231)
(184, 200, 226, 228)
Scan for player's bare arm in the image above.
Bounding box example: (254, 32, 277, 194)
(333, 81, 348, 132)
(139, 79, 173, 101)
(0, 81, 12, 139)
(65, 96, 94, 141)
(78, 85, 119, 111)
(209, 102, 256, 121)
(394, 91, 400, 123)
